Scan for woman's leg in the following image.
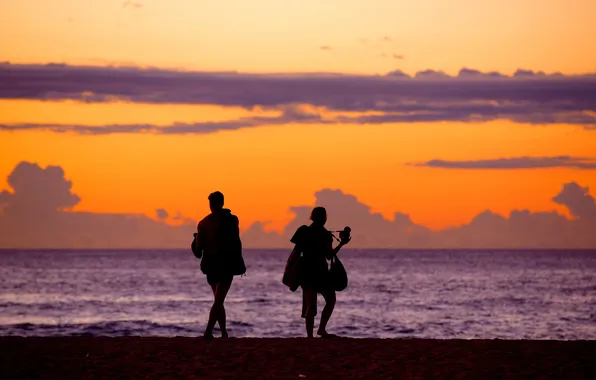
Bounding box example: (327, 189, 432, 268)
(204, 279, 232, 339)
(302, 286, 317, 338)
(317, 289, 336, 336)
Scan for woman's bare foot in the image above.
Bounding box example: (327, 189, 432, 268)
(221, 330, 229, 338)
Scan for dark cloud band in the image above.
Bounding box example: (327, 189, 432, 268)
(1, 63, 595, 132)
(409, 156, 596, 170)
(0, 106, 329, 135)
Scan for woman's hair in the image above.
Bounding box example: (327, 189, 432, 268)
(310, 206, 327, 224)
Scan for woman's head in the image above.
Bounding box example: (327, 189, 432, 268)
(310, 206, 327, 225)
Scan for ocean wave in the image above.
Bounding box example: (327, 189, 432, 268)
(0, 320, 201, 337)
(2, 249, 595, 340)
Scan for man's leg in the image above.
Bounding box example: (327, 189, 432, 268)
(317, 289, 336, 337)
(302, 287, 317, 338)
(210, 283, 229, 337)
(204, 280, 232, 339)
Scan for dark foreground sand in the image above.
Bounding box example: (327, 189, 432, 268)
(1, 337, 595, 379)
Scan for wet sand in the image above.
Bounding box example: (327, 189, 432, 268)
(1, 337, 595, 379)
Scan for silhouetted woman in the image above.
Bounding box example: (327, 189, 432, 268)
(290, 207, 350, 338)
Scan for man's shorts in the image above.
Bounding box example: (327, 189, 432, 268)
(206, 272, 234, 286)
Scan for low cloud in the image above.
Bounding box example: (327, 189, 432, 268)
(156, 208, 169, 220)
(553, 182, 596, 221)
(241, 222, 287, 248)
(409, 156, 596, 170)
(320, 46, 332, 51)
(514, 69, 547, 78)
(414, 70, 450, 79)
(458, 68, 505, 79)
(0, 162, 193, 248)
(280, 189, 430, 248)
(0, 63, 593, 132)
(1, 162, 596, 248)
(244, 185, 596, 249)
(385, 70, 409, 78)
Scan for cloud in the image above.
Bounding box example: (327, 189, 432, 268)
(514, 69, 546, 78)
(381, 53, 405, 60)
(0, 162, 194, 248)
(279, 189, 430, 248)
(553, 182, 596, 220)
(430, 208, 584, 249)
(156, 208, 169, 220)
(123, 1, 143, 8)
(414, 69, 450, 79)
(0, 121, 259, 135)
(458, 68, 505, 79)
(0, 63, 593, 130)
(1, 106, 593, 135)
(5, 100, 593, 135)
(0, 162, 80, 217)
(243, 184, 596, 249)
(0, 106, 329, 135)
(409, 156, 596, 170)
(241, 221, 287, 248)
(320, 46, 332, 51)
(171, 211, 195, 225)
(385, 70, 409, 78)
(1, 162, 596, 248)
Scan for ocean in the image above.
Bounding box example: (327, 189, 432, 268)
(1, 249, 595, 339)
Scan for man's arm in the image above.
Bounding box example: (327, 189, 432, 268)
(195, 222, 205, 252)
(232, 215, 240, 236)
(232, 215, 242, 251)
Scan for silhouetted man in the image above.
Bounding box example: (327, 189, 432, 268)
(194, 191, 245, 339)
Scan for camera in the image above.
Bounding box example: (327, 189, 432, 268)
(339, 226, 351, 241)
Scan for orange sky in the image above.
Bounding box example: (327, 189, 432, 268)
(1, 0, 595, 232)
(2, 0, 596, 74)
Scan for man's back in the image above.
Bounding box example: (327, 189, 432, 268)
(196, 208, 245, 276)
(196, 191, 243, 339)
(197, 208, 240, 256)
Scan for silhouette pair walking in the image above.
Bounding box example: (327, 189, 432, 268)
(192, 192, 351, 339)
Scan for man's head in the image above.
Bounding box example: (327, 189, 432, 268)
(208, 191, 224, 212)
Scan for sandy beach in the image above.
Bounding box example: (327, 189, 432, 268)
(1, 337, 595, 379)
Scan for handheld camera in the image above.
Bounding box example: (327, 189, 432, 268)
(339, 226, 351, 241)
(330, 226, 351, 242)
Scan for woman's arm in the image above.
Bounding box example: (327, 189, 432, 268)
(325, 236, 350, 259)
(326, 243, 343, 259)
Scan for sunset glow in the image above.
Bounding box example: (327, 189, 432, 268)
(1, 0, 595, 247)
